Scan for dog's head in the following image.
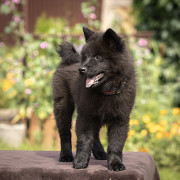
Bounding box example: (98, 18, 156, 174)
(79, 27, 128, 88)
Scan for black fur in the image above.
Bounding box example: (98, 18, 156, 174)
(57, 42, 80, 65)
(52, 27, 136, 171)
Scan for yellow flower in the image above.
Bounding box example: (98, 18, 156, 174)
(149, 126, 157, 133)
(155, 132, 163, 139)
(159, 120, 167, 127)
(148, 124, 165, 133)
(141, 129, 148, 136)
(146, 122, 154, 129)
(39, 112, 46, 119)
(170, 123, 178, 135)
(2, 79, 13, 91)
(25, 78, 34, 87)
(6, 73, 14, 79)
(155, 124, 166, 132)
(48, 71, 53, 76)
(178, 120, 180, 125)
(160, 109, 168, 116)
(30, 95, 35, 101)
(164, 132, 171, 138)
(138, 147, 149, 152)
(172, 108, 180, 115)
(128, 130, 135, 138)
(130, 119, 139, 126)
(142, 115, 151, 123)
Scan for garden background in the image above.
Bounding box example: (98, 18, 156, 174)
(0, 0, 179, 179)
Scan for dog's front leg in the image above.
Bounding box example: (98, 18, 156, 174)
(73, 115, 97, 169)
(107, 121, 129, 171)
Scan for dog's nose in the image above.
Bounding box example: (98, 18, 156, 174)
(78, 67, 87, 73)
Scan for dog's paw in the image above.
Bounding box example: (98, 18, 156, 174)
(108, 163, 126, 171)
(59, 154, 74, 162)
(73, 157, 89, 169)
(93, 151, 107, 160)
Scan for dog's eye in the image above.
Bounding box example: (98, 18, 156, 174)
(95, 55, 102, 60)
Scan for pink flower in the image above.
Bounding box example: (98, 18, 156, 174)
(12, 0, 20, 4)
(40, 41, 48, 49)
(90, 13, 96, 20)
(5, 0, 10, 6)
(138, 38, 147, 47)
(0, 42, 5, 47)
(13, 16, 21, 23)
(137, 59, 143, 66)
(79, 35, 84, 40)
(25, 89, 32, 94)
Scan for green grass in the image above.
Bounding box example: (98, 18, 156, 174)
(0, 140, 180, 180)
(158, 167, 180, 180)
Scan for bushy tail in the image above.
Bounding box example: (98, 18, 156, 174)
(57, 42, 81, 65)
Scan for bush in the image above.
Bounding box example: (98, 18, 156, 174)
(132, 0, 180, 107)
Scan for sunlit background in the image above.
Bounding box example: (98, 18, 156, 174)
(0, 0, 179, 179)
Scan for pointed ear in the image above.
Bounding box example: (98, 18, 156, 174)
(83, 26, 95, 42)
(103, 28, 124, 52)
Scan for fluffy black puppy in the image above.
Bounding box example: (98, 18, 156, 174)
(52, 27, 136, 171)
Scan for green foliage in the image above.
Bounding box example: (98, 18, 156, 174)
(132, 0, 180, 106)
(125, 38, 180, 170)
(0, 0, 84, 120)
(81, 0, 100, 29)
(0, 35, 61, 119)
(159, 167, 180, 180)
(35, 13, 68, 35)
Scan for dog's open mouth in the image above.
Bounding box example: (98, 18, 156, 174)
(86, 73, 104, 88)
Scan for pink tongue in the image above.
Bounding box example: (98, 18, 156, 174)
(86, 77, 95, 88)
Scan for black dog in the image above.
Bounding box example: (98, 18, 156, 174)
(52, 27, 136, 171)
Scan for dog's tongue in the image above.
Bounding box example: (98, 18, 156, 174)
(86, 77, 95, 88)
(86, 73, 104, 88)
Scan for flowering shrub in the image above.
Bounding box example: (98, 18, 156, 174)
(124, 38, 180, 170)
(126, 109, 180, 170)
(0, 0, 84, 120)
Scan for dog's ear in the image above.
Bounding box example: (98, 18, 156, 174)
(83, 26, 95, 42)
(103, 28, 124, 52)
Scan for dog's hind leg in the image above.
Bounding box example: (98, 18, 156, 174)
(54, 96, 74, 162)
(92, 129, 107, 160)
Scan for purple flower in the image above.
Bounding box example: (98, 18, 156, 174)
(138, 38, 147, 47)
(25, 89, 32, 94)
(12, 0, 20, 4)
(34, 103, 39, 108)
(40, 41, 48, 49)
(90, 6, 96, 11)
(90, 13, 96, 20)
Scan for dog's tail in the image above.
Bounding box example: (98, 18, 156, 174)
(57, 42, 81, 65)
